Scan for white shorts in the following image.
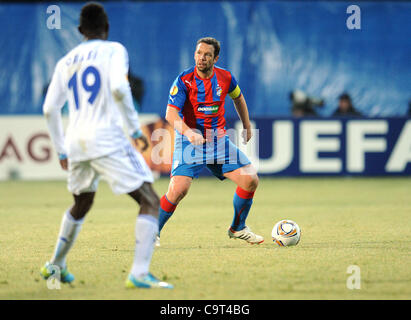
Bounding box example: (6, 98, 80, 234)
(67, 144, 154, 195)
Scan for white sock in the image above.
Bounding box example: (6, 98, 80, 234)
(50, 210, 84, 269)
(130, 214, 159, 278)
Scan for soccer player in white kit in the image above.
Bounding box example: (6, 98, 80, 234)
(40, 2, 173, 289)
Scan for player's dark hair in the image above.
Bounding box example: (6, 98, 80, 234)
(197, 37, 220, 58)
(78, 2, 109, 38)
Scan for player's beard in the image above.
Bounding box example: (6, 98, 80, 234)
(197, 62, 213, 75)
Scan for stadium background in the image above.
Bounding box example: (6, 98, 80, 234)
(0, 0, 411, 302)
(1, 0, 411, 179)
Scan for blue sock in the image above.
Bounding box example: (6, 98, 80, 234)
(230, 186, 255, 232)
(158, 195, 177, 235)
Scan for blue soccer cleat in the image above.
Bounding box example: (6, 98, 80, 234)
(40, 262, 75, 284)
(125, 273, 173, 289)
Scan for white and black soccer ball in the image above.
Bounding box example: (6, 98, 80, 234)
(272, 220, 301, 247)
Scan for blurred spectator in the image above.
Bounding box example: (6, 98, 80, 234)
(128, 69, 145, 112)
(333, 93, 361, 117)
(290, 89, 324, 117)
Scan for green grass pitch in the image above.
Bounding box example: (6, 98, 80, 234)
(0, 177, 410, 300)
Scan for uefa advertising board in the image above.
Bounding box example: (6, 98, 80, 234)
(229, 117, 411, 176)
(0, 116, 410, 180)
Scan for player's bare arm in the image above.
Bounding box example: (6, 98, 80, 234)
(136, 135, 149, 152)
(165, 106, 206, 145)
(43, 59, 70, 170)
(233, 94, 252, 144)
(59, 158, 68, 171)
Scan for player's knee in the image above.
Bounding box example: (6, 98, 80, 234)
(150, 194, 160, 212)
(169, 187, 188, 204)
(168, 181, 190, 204)
(71, 198, 93, 220)
(245, 174, 259, 192)
(71, 192, 95, 219)
(86, 198, 94, 212)
(164, 175, 192, 204)
(177, 187, 189, 200)
(141, 193, 160, 215)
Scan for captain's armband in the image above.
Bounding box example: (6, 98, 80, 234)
(228, 85, 242, 100)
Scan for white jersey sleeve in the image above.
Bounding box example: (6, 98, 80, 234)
(109, 43, 141, 137)
(43, 60, 67, 156)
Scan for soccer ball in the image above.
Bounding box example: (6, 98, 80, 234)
(272, 220, 301, 247)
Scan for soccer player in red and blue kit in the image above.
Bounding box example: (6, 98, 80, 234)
(158, 37, 263, 244)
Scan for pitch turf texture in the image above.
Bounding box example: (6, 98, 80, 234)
(0, 177, 410, 300)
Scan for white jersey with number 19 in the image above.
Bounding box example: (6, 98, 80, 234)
(43, 39, 140, 162)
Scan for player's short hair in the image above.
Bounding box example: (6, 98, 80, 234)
(79, 2, 108, 37)
(197, 37, 221, 58)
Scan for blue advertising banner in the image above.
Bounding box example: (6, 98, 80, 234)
(0, 1, 410, 117)
(1, 116, 410, 179)
(226, 117, 411, 176)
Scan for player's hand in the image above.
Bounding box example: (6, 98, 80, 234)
(134, 134, 150, 152)
(242, 126, 252, 145)
(185, 129, 206, 145)
(59, 158, 68, 171)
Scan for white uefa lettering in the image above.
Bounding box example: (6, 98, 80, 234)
(300, 121, 342, 173)
(235, 121, 259, 172)
(347, 121, 387, 172)
(264, 121, 293, 173)
(235, 120, 293, 173)
(386, 120, 411, 172)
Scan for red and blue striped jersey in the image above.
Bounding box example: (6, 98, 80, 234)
(167, 66, 241, 137)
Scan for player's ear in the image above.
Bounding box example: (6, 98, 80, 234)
(214, 55, 219, 64)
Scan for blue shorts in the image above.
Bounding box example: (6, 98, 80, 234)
(171, 133, 251, 180)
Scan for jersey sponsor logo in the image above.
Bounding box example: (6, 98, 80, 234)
(216, 84, 222, 97)
(197, 105, 219, 115)
(170, 85, 178, 96)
